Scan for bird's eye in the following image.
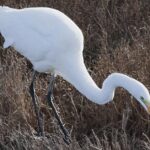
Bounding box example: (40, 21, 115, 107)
(140, 96, 148, 105)
(140, 96, 144, 101)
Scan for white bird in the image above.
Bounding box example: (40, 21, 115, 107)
(1, 6, 150, 143)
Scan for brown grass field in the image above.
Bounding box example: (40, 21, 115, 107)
(0, 0, 150, 149)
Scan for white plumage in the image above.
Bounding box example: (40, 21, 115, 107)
(1, 6, 150, 113)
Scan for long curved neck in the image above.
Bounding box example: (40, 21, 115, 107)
(59, 56, 144, 105)
(66, 62, 102, 103)
(58, 55, 115, 104)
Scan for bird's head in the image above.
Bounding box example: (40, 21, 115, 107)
(138, 96, 150, 114)
(106, 73, 150, 114)
(132, 82, 150, 114)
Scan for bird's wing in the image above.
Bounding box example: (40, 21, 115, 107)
(18, 9, 56, 37)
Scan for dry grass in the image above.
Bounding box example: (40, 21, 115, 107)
(0, 0, 150, 149)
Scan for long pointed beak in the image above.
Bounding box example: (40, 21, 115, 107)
(147, 107, 150, 114)
(140, 97, 150, 114)
(145, 104, 150, 114)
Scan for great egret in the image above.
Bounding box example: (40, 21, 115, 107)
(0, 6, 150, 144)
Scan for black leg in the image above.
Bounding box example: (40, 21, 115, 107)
(29, 71, 44, 136)
(47, 74, 71, 144)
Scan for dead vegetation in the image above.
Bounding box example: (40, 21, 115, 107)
(0, 0, 150, 149)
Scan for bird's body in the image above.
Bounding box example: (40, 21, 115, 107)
(0, 6, 109, 104)
(0, 6, 83, 73)
(1, 6, 150, 141)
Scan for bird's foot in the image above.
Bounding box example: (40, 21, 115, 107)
(63, 134, 71, 145)
(34, 113, 45, 137)
(34, 130, 45, 137)
(61, 127, 71, 145)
